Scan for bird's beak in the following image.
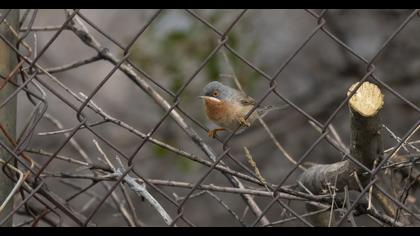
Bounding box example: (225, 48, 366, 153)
(198, 96, 221, 103)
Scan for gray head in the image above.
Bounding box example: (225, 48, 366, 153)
(201, 81, 237, 102)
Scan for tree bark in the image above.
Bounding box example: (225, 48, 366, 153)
(298, 82, 385, 226)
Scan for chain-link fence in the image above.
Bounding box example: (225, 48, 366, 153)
(0, 9, 419, 226)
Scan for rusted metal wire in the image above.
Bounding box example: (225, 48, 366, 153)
(0, 9, 419, 227)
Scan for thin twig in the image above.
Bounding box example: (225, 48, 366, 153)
(44, 55, 101, 74)
(243, 147, 268, 189)
(43, 113, 91, 163)
(115, 156, 174, 225)
(205, 191, 246, 226)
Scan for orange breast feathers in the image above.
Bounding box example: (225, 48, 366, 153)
(204, 97, 256, 130)
(204, 98, 236, 124)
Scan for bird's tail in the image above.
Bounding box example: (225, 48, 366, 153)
(265, 104, 289, 111)
(257, 104, 289, 117)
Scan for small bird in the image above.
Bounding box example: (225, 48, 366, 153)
(199, 81, 288, 138)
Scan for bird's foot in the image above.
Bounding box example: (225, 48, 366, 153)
(238, 117, 251, 128)
(208, 128, 226, 138)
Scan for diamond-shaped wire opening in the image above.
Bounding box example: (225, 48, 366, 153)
(1, 9, 420, 227)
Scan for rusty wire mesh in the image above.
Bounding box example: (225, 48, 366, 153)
(0, 9, 419, 227)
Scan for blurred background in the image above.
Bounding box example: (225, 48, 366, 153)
(7, 9, 420, 226)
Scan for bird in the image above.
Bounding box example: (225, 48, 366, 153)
(199, 81, 288, 138)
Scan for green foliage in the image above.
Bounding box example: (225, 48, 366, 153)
(153, 145, 194, 172)
(153, 145, 168, 158)
(175, 158, 194, 172)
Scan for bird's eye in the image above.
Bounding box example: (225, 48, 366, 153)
(212, 91, 219, 97)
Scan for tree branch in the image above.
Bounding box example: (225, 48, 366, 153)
(298, 82, 389, 226)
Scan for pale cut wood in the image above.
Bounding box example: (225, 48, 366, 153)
(348, 81, 384, 117)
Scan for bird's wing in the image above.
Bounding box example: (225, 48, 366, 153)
(229, 86, 255, 106)
(239, 94, 256, 106)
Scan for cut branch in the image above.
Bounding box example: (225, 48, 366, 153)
(298, 81, 390, 226)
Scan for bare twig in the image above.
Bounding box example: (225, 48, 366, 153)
(115, 156, 173, 225)
(243, 147, 268, 188)
(43, 113, 90, 163)
(205, 191, 246, 226)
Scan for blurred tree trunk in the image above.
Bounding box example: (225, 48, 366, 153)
(0, 9, 19, 227)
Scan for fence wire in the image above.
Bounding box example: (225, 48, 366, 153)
(0, 9, 419, 226)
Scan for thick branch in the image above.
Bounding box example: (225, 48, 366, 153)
(298, 82, 386, 226)
(299, 82, 384, 193)
(348, 82, 384, 170)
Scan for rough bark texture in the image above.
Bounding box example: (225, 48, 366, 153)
(0, 9, 19, 227)
(298, 82, 385, 226)
(348, 82, 384, 171)
(298, 161, 358, 195)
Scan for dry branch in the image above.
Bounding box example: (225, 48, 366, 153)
(298, 81, 388, 226)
